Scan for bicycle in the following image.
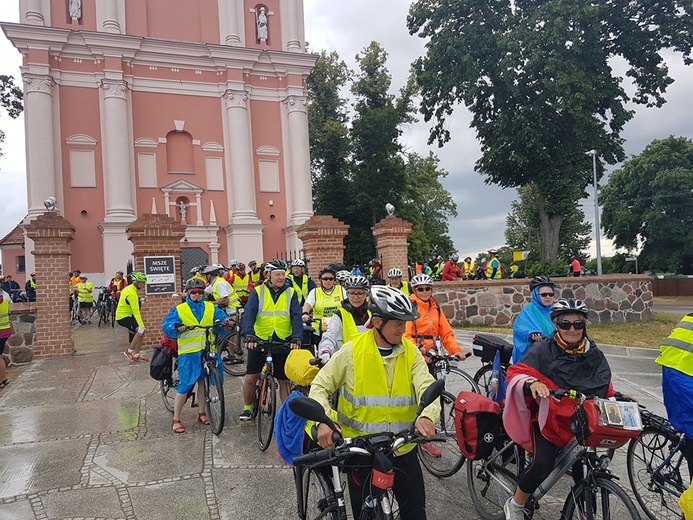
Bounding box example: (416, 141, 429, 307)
(626, 407, 690, 520)
(417, 344, 479, 478)
(217, 307, 246, 377)
(252, 339, 290, 451)
(95, 287, 111, 327)
(471, 333, 512, 396)
(467, 389, 640, 520)
(69, 293, 81, 326)
(160, 322, 225, 435)
(290, 379, 446, 520)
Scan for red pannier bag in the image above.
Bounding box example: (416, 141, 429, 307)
(454, 391, 501, 460)
(570, 400, 641, 449)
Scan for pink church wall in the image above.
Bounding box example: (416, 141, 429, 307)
(122, 0, 220, 44)
(244, 0, 282, 50)
(2, 249, 26, 285)
(50, 0, 97, 31)
(58, 86, 105, 275)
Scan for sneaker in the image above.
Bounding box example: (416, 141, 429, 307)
(135, 354, 149, 362)
(503, 498, 526, 520)
(239, 409, 252, 422)
(124, 350, 136, 361)
(420, 442, 442, 458)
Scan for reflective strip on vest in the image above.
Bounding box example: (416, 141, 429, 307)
(176, 302, 215, 354)
(292, 275, 309, 302)
(254, 284, 293, 340)
(656, 314, 693, 377)
(231, 273, 250, 297)
(487, 259, 502, 279)
(312, 287, 343, 333)
(251, 270, 262, 284)
(77, 283, 94, 303)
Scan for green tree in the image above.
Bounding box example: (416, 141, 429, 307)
(408, 0, 693, 265)
(399, 152, 457, 261)
(306, 51, 352, 222)
(601, 136, 693, 274)
(0, 75, 23, 159)
(505, 183, 591, 263)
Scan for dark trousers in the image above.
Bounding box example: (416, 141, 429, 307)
(347, 448, 426, 520)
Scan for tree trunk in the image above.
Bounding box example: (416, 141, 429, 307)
(538, 211, 563, 265)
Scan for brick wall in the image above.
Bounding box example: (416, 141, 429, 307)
(127, 214, 186, 350)
(372, 216, 412, 281)
(23, 212, 75, 357)
(297, 215, 349, 270)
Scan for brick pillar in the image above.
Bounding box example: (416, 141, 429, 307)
(297, 215, 350, 270)
(127, 214, 186, 350)
(372, 215, 413, 281)
(23, 212, 76, 357)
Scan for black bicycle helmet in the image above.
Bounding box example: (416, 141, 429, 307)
(185, 278, 206, 291)
(368, 286, 419, 321)
(550, 298, 588, 320)
(328, 262, 347, 273)
(530, 276, 554, 292)
(318, 266, 337, 279)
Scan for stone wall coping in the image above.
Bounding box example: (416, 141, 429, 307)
(434, 274, 653, 290)
(371, 215, 413, 236)
(9, 303, 37, 314)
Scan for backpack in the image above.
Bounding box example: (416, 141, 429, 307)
(454, 391, 501, 460)
(150, 343, 174, 381)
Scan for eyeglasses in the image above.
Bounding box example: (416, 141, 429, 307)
(188, 290, 205, 295)
(540, 292, 555, 298)
(416, 287, 432, 293)
(347, 291, 367, 298)
(556, 320, 586, 331)
(321, 277, 335, 281)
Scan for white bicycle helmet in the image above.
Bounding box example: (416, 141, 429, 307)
(344, 275, 370, 290)
(291, 259, 306, 268)
(410, 274, 434, 287)
(451, 253, 459, 262)
(550, 298, 588, 320)
(263, 261, 286, 274)
(336, 270, 351, 282)
(368, 285, 419, 321)
(387, 268, 403, 278)
(203, 263, 225, 275)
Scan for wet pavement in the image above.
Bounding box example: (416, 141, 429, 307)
(0, 326, 665, 519)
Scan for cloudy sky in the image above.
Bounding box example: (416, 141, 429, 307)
(1, 1, 693, 263)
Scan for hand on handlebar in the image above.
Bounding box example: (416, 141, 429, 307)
(317, 422, 342, 448)
(529, 380, 550, 399)
(244, 335, 257, 350)
(414, 417, 436, 439)
(290, 339, 301, 350)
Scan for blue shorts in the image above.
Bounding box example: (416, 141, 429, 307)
(662, 366, 693, 438)
(177, 351, 223, 394)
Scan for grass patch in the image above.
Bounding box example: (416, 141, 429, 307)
(458, 312, 680, 349)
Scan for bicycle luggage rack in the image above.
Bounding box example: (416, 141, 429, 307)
(472, 334, 513, 364)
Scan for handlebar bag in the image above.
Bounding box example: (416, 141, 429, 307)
(150, 344, 174, 381)
(570, 400, 641, 448)
(454, 391, 500, 460)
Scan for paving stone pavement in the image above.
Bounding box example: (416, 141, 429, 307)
(0, 325, 665, 519)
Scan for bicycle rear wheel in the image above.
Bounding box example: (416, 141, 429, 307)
(467, 442, 521, 520)
(626, 426, 689, 520)
(160, 376, 176, 413)
(219, 333, 246, 376)
(257, 374, 276, 451)
(301, 467, 340, 520)
(111, 300, 116, 327)
(473, 364, 495, 397)
(205, 365, 225, 436)
(434, 366, 480, 396)
(418, 390, 465, 478)
(562, 476, 640, 519)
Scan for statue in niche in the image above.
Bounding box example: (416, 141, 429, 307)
(69, 0, 82, 21)
(256, 7, 268, 42)
(178, 201, 188, 222)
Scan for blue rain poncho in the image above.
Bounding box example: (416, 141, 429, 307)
(512, 287, 554, 364)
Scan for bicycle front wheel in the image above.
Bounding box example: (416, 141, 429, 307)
(562, 476, 640, 519)
(418, 390, 465, 478)
(257, 374, 276, 451)
(627, 426, 689, 520)
(301, 467, 340, 520)
(219, 334, 246, 376)
(434, 366, 480, 395)
(205, 365, 225, 436)
(467, 442, 521, 520)
(160, 378, 176, 413)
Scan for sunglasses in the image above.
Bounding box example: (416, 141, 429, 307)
(416, 287, 432, 293)
(557, 320, 586, 331)
(188, 290, 205, 295)
(321, 277, 335, 281)
(540, 292, 555, 297)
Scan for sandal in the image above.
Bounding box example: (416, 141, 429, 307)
(0, 379, 8, 389)
(197, 412, 210, 425)
(171, 419, 185, 434)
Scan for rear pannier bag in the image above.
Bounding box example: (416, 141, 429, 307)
(454, 391, 501, 460)
(149, 339, 175, 381)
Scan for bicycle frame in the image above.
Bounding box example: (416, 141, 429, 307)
(640, 416, 689, 497)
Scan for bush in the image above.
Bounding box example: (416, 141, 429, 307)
(525, 260, 570, 278)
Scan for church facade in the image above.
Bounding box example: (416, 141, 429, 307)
(2, 0, 315, 284)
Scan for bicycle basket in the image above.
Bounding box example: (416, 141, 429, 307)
(570, 399, 642, 449)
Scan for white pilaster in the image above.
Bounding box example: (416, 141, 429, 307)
(281, 0, 302, 52)
(101, 80, 136, 222)
(24, 0, 44, 25)
(195, 192, 203, 225)
(283, 96, 313, 225)
(99, 221, 134, 281)
(97, 0, 125, 34)
(23, 75, 59, 220)
(218, 0, 244, 46)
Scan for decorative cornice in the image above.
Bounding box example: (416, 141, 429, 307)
(65, 134, 98, 146)
(202, 142, 225, 152)
(223, 90, 248, 109)
(134, 137, 159, 148)
(101, 80, 129, 99)
(283, 95, 307, 114)
(256, 145, 280, 156)
(23, 75, 54, 94)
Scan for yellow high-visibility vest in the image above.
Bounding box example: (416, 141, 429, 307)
(253, 284, 293, 341)
(337, 307, 370, 345)
(176, 302, 215, 355)
(656, 314, 693, 377)
(312, 287, 344, 333)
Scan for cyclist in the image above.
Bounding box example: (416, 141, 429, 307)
(76, 274, 94, 323)
(511, 276, 556, 364)
(0, 287, 10, 388)
(248, 260, 264, 286)
(655, 313, 693, 472)
(116, 272, 149, 362)
(202, 264, 241, 310)
(317, 275, 371, 364)
(162, 278, 229, 433)
(227, 262, 252, 305)
(387, 267, 411, 295)
(461, 256, 476, 280)
(335, 269, 350, 287)
(187, 265, 206, 285)
(302, 266, 345, 337)
(309, 285, 440, 520)
(239, 261, 303, 421)
(288, 259, 316, 307)
(441, 254, 461, 281)
(108, 270, 128, 300)
(25, 272, 37, 302)
(503, 299, 618, 520)
(486, 248, 503, 279)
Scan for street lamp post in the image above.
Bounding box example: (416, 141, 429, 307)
(585, 150, 603, 276)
